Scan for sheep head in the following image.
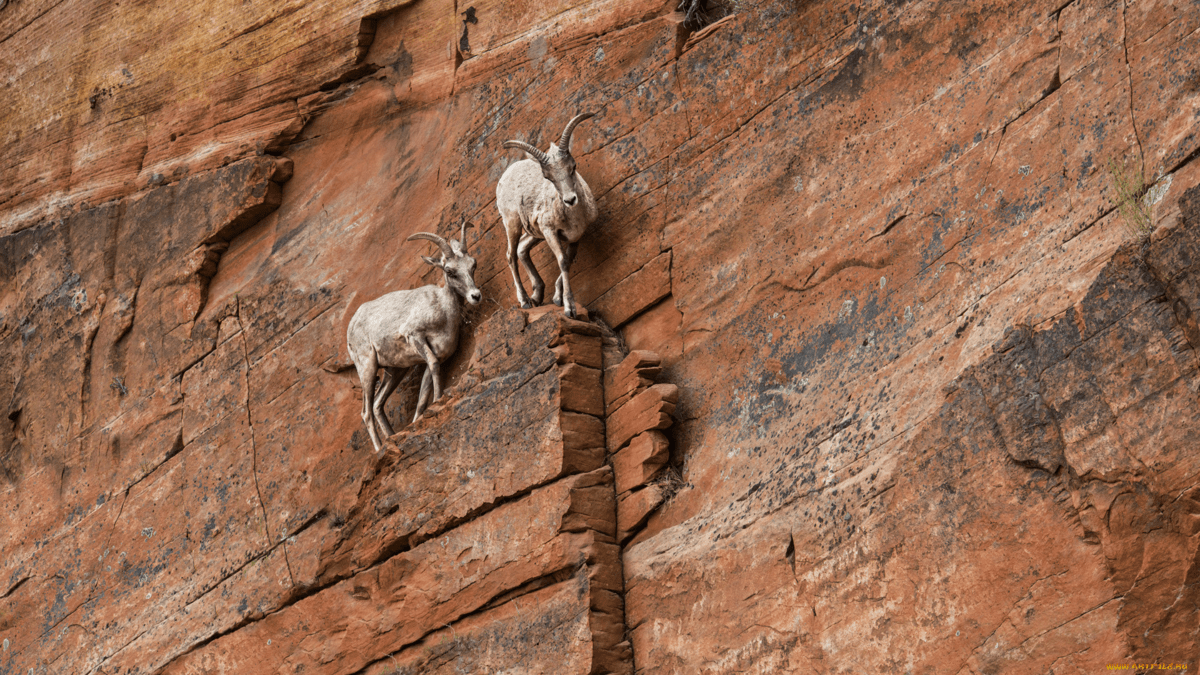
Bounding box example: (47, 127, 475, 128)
(503, 112, 595, 208)
(407, 220, 481, 305)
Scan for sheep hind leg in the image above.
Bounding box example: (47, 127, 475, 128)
(518, 233, 545, 305)
(355, 349, 384, 452)
(504, 220, 533, 309)
(412, 337, 442, 422)
(372, 367, 401, 437)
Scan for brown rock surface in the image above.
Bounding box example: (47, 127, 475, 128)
(624, 211, 1200, 671)
(592, 250, 673, 328)
(359, 575, 606, 675)
(3, 0, 1200, 672)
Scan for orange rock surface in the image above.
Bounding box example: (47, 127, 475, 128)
(3, 0, 1200, 672)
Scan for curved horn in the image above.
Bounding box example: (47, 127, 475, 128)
(458, 218, 471, 254)
(558, 112, 595, 153)
(503, 140, 549, 165)
(407, 232, 454, 258)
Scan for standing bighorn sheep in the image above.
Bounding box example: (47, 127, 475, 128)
(496, 112, 597, 319)
(346, 221, 481, 452)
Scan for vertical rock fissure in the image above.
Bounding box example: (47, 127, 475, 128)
(596, 328, 636, 675)
(1119, 0, 1146, 173)
(233, 297, 296, 587)
(600, 327, 682, 672)
(77, 297, 104, 434)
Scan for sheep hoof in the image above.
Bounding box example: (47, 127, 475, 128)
(520, 300, 533, 309)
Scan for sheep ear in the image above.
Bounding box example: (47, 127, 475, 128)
(421, 255, 443, 268)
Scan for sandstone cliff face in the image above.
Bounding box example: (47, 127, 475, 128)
(3, 0, 1200, 672)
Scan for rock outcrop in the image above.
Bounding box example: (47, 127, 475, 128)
(3, 0, 1200, 672)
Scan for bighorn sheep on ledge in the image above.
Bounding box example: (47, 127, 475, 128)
(346, 221, 481, 452)
(496, 112, 598, 319)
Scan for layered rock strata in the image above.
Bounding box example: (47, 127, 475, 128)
(1, 298, 637, 674)
(3, 0, 1200, 671)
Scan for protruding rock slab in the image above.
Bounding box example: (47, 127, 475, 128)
(553, 331, 605, 370)
(604, 349, 663, 415)
(602, 348, 677, 543)
(618, 484, 667, 543)
(607, 382, 678, 453)
(560, 361, 605, 416)
(613, 430, 670, 495)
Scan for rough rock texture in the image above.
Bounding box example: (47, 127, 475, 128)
(4, 0, 1200, 672)
(627, 213, 1200, 672)
(162, 468, 624, 675)
(0, 300, 628, 675)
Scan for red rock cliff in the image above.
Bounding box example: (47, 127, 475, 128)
(3, 0, 1200, 672)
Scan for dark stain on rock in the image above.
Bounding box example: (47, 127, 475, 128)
(819, 47, 869, 103)
(460, 7, 478, 56)
(392, 42, 414, 82)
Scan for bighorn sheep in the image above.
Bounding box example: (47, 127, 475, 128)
(496, 112, 597, 319)
(346, 221, 481, 452)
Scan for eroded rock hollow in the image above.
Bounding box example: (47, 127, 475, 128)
(3, 0, 1200, 672)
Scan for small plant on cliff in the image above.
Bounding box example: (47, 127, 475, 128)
(1108, 156, 1155, 245)
(651, 466, 686, 504)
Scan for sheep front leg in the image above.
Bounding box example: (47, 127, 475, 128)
(412, 367, 432, 423)
(504, 220, 534, 309)
(354, 349, 384, 452)
(517, 233, 545, 305)
(552, 240, 578, 309)
(544, 233, 577, 318)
